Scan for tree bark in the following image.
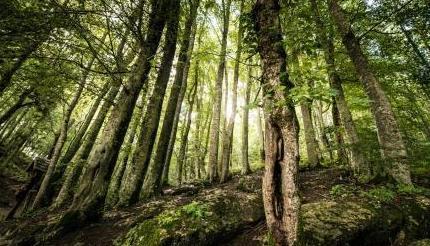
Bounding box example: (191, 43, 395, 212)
(159, 35, 196, 186)
(31, 52, 95, 210)
(310, 0, 367, 177)
(118, 0, 181, 205)
(208, 0, 232, 183)
(254, 0, 301, 244)
(105, 97, 144, 208)
(328, 0, 411, 185)
(300, 100, 320, 168)
(220, 0, 244, 183)
(0, 90, 31, 125)
(59, 81, 110, 165)
(176, 81, 198, 185)
(241, 65, 252, 175)
(141, 0, 200, 199)
(256, 107, 265, 162)
(57, 0, 169, 226)
(331, 99, 348, 165)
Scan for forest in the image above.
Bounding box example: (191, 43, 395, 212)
(0, 0, 429, 245)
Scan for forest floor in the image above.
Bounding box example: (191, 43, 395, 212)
(1, 167, 429, 245)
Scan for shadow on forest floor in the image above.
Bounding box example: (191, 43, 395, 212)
(1, 167, 429, 245)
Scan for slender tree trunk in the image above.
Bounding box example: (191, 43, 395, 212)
(300, 100, 320, 168)
(32, 53, 94, 209)
(254, 0, 301, 244)
(118, 1, 181, 205)
(332, 99, 348, 165)
(329, 0, 411, 185)
(193, 83, 203, 179)
(141, 0, 200, 199)
(219, 66, 229, 175)
(176, 82, 198, 185)
(208, 0, 232, 182)
(256, 107, 265, 162)
(57, 0, 169, 226)
(199, 108, 212, 177)
(315, 100, 333, 163)
(60, 81, 110, 165)
(0, 91, 31, 125)
(159, 36, 196, 186)
(220, 0, 244, 182)
(105, 97, 144, 208)
(241, 65, 252, 175)
(310, 0, 367, 178)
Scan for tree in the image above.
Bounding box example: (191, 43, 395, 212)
(141, 0, 200, 198)
(118, 0, 181, 205)
(254, 0, 301, 244)
(208, 0, 232, 182)
(57, 0, 170, 226)
(328, 0, 412, 185)
(220, 0, 245, 183)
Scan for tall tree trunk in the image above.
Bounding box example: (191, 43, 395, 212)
(52, 78, 123, 209)
(199, 108, 212, 177)
(31, 52, 95, 210)
(176, 81, 198, 185)
(208, 0, 232, 182)
(241, 65, 252, 175)
(60, 81, 110, 165)
(256, 107, 265, 162)
(193, 82, 203, 179)
(315, 100, 333, 163)
(0, 91, 31, 125)
(300, 100, 320, 168)
(328, 0, 411, 185)
(105, 97, 144, 208)
(219, 66, 229, 175)
(118, 1, 181, 206)
(332, 99, 348, 165)
(310, 0, 367, 178)
(254, 0, 301, 244)
(220, 0, 244, 183)
(57, 0, 169, 226)
(159, 33, 196, 186)
(142, 0, 200, 199)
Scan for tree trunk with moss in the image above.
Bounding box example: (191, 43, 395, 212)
(118, 1, 181, 206)
(310, 0, 368, 179)
(106, 97, 144, 208)
(220, 0, 244, 183)
(141, 0, 200, 199)
(254, 0, 301, 244)
(328, 0, 411, 184)
(241, 66, 252, 175)
(176, 82, 198, 185)
(52, 30, 130, 209)
(60, 81, 110, 165)
(208, 0, 232, 183)
(31, 52, 95, 210)
(300, 100, 320, 168)
(56, 0, 169, 227)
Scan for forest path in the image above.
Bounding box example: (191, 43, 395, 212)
(51, 168, 348, 245)
(0, 168, 352, 245)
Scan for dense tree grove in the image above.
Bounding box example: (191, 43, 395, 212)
(0, 0, 429, 245)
